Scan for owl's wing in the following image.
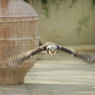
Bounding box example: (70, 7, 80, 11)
(4, 42, 95, 68)
(5, 47, 44, 68)
(58, 46, 95, 64)
(4, 42, 52, 68)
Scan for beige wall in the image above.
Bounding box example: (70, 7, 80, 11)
(33, 0, 95, 45)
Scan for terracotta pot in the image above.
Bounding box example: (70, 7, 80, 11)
(0, 0, 39, 85)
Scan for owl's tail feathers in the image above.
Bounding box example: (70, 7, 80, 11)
(73, 52, 95, 64)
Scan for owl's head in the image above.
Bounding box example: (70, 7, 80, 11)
(46, 44, 58, 56)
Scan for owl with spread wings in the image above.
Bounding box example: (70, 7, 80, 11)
(4, 42, 95, 68)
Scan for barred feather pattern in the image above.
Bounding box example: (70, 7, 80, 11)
(5, 50, 33, 68)
(74, 52, 95, 64)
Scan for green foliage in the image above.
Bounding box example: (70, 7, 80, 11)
(41, 0, 50, 17)
(72, 0, 78, 3)
(24, 0, 29, 3)
(24, 0, 95, 17)
(24, 0, 94, 35)
(33, 0, 63, 17)
(92, 0, 95, 9)
(76, 16, 90, 35)
(24, 0, 63, 17)
(68, 0, 78, 8)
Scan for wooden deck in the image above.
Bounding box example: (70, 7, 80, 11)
(0, 52, 95, 95)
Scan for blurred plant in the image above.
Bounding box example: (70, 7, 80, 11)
(24, 0, 95, 35)
(68, 0, 78, 8)
(40, 0, 50, 17)
(92, 0, 95, 9)
(75, 0, 90, 36)
(24, 0, 29, 3)
(24, 0, 64, 17)
(34, 0, 64, 17)
(76, 16, 90, 35)
(24, 0, 95, 17)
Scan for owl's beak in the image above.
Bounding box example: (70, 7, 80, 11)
(50, 49, 57, 56)
(51, 51, 55, 55)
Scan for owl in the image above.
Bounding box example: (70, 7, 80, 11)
(4, 42, 95, 68)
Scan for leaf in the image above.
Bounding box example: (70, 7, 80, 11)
(67, 5, 73, 8)
(51, 0, 56, 3)
(92, 0, 95, 9)
(68, 0, 78, 8)
(76, 26, 81, 32)
(41, 0, 47, 5)
(84, 23, 88, 27)
(24, 0, 29, 3)
(78, 20, 83, 25)
(84, 16, 90, 23)
(72, 0, 75, 3)
(72, 0, 78, 4)
(76, 27, 82, 36)
(76, 15, 90, 36)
